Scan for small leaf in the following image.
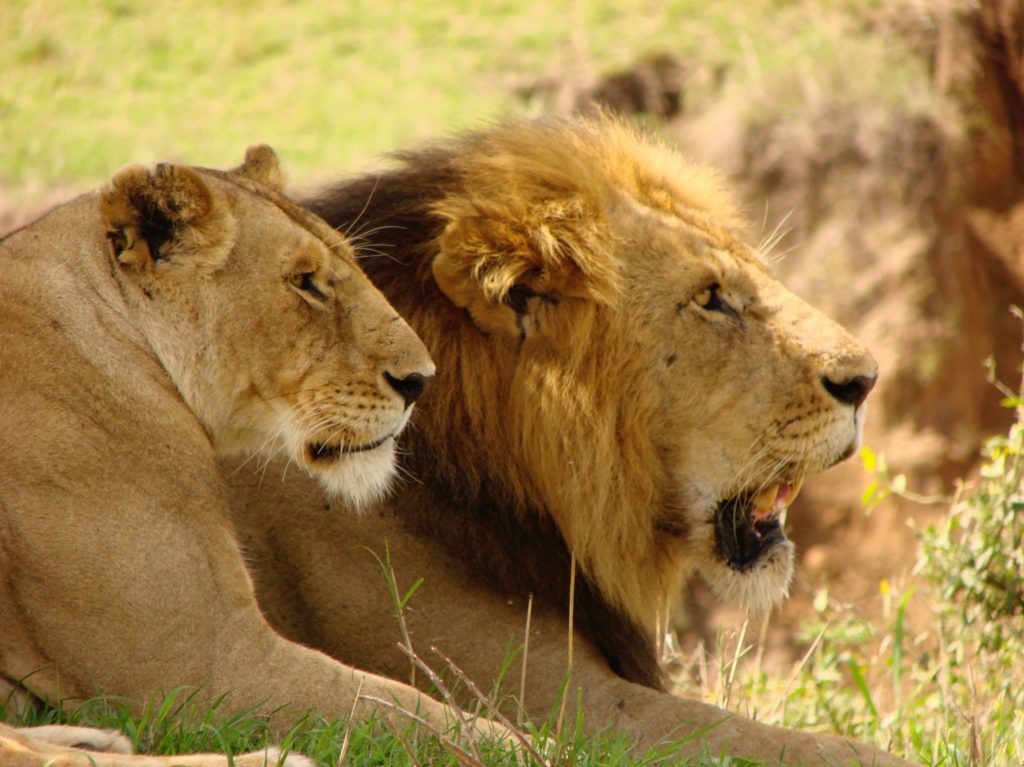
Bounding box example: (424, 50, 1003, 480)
(861, 481, 879, 508)
(813, 588, 829, 613)
(891, 474, 907, 494)
(845, 658, 879, 719)
(400, 577, 424, 609)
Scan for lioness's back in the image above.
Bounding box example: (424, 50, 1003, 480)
(1, 190, 203, 487)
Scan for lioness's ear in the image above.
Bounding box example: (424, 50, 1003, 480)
(101, 163, 235, 271)
(234, 144, 285, 191)
(432, 199, 618, 337)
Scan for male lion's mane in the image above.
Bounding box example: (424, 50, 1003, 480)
(307, 119, 743, 688)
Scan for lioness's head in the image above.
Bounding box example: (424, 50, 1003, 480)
(100, 146, 434, 506)
(310, 117, 875, 631)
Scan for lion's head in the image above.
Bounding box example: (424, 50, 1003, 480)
(307, 116, 875, 662)
(98, 147, 434, 506)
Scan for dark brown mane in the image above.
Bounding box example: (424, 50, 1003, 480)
(303, 143, 665, 690)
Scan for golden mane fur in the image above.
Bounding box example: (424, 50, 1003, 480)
(310, 117, 874, 638)
(425, 119, 757, 624)
(293, 116, 880, 682)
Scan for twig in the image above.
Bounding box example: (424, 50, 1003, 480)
(430, 646, 552, 767)
(768, 621, 830, 722)
(336, 676, 364, 766)
(722, 619, 749, 709)
(555, 550, 577, 737)
(965, 659, 983, 767)
(371, 545, 492, 762)
(375, 701, 484, 767)
(518, 593, 534, 729)
(385, 715, 424, 767)
(394, 644, 483, 764)
(753, 614, 770, 685)
(696, 638, 709, 699)
(357, 695, 482, 767)
(365, 545, 422, 687)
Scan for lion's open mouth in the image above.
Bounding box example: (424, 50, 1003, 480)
(306, 434, 393, 463)
(714, 479, 804, 572)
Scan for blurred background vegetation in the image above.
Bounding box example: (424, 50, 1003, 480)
(1, 0, 930, 190)
(3, 0, 1024, 765)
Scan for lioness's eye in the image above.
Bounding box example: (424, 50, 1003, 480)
(693, 283, 737, 317)
(291, 271, 329, 302)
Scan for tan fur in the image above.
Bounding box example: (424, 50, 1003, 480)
(0, 723, 312, 767)
(0, 149, 512, 750)
(225, 118, 909, 765)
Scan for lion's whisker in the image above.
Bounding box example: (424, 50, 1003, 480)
(337, 174, 383, 240)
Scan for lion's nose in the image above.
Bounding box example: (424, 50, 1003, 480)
(822, 372, 877, 408)
(385, 371, 433, 407)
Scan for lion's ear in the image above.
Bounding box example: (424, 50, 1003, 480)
(101, 163, 235, 272)
(234, 144, 285, 191)
(432, 200, 618, 337)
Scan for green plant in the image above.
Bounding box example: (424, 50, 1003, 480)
(917, 329, 1024, 650)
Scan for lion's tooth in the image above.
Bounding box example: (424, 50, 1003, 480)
(773, 479, 805, 512)
(752, 484, 779, 520)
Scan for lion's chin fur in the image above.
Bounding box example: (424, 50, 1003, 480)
(693, 528, 795, 615)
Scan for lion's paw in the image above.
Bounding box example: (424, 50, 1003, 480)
(19, 725, 134, 754)
(237, 747, 315, 767)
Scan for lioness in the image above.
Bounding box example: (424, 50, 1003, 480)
(226, 118, 912, 765)
(0, 147, 511, 763)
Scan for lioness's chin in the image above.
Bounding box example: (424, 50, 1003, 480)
(301, 439, 397, 509)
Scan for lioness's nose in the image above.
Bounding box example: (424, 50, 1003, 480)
(822, 372, 877, 408)
(385, 371, 433, 407)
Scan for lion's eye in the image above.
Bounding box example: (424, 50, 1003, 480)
(693, 283, 737, 317)
(291, 271, 329, 302)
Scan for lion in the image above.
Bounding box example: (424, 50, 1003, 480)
(224, 117, 913, 765)
(0, 146, 513, 761)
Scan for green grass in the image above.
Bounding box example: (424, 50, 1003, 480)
(697, 586, 1022, 767)
(0, 690, 759, 767)
(1, 0, 934, 197)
